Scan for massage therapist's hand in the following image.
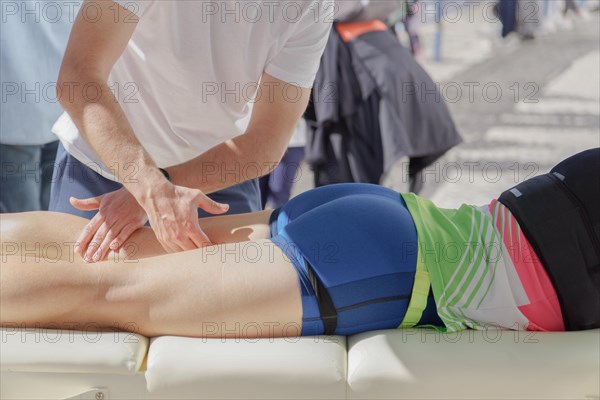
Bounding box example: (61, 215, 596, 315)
(70, 187, 148, 262)
(137, 181, 230, 254)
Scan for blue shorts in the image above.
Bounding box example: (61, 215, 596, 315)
(269, 183, 441, 336)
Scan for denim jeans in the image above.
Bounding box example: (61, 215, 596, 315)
(48, 143, 261, 219)
(0, 141, 59, 213)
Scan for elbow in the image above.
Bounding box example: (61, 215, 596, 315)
(241, 130, 290, 177)
(262, 149, 286, 177)
(56, 64, 78, 111)
(57, 62, 104, 112)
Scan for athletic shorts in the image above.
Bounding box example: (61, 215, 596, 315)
(269, 183, 442, 336)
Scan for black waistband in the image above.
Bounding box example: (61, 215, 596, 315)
(498, 173, 600, 330)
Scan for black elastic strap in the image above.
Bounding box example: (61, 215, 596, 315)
(268, 207, 281, 238)
(305, 258, 338, 335)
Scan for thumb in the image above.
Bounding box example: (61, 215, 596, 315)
(195, 192, 229, 215)
(70, 195, 102, 211)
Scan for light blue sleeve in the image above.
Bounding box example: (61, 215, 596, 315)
(0, 1, 77, 145)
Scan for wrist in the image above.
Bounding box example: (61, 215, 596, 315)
(126, 166, 171, 203)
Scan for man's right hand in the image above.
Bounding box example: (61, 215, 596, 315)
(138, 180, 230, 254)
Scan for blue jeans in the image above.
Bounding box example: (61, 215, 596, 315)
(48, 143, 261, 219)
(0, 141, 59, 213)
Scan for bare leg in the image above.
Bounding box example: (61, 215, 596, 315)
(0, 210, 273, 261)
(0, 238, 302, 338)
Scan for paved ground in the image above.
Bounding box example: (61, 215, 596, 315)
(423, 11, 600, 207)
(291, 6, 600, 207)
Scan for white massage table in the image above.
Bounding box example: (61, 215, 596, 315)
(1, 327, 598, 399)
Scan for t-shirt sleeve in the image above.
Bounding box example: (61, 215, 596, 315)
(111, 0, 152, 18)
(265, 0, 333, 88)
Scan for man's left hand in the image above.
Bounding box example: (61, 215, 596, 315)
(71, 187, 148, 262)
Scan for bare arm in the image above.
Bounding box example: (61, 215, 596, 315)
(58, 0, 161, 198)
(168, 72, 311, 194)
(59, 1, 227, 260)
(61, 1, 310, 262)
(60, 2, 309, 197)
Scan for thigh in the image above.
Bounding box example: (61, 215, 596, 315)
(2, 231, 302, 338)
(271, 192, 419, 335)
(0, 210, 273, 262)
(0, 144, 42, 212)
(125, 239, 303, 337)
(1, 239, 302, 338)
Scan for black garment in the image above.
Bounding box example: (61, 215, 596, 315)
(305, 25, 462, 192)
(499, 148, 600, 331)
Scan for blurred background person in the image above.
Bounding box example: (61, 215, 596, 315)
(498, 0, 518, 38)
(517, 0, 541, 40)
(498, 0, 541, 40)
(307, 0, 462, 193)
(564, 0, 581, 17)
(0, 1, 74, 213)
(260, 119, 307, 209)
(403, 0, 422, 57)
(389, 0, 422, 58)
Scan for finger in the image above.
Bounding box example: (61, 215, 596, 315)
(178, 236, 199, 251)
(158, 237, 182, 254)
(195, 192, 229, 215)
(109, 223, 139, 252)
(70, 195, 103, 211)
(86, 221, 112, 262)
(93, 223, 123, 262)
(75, 212, 103, 256)
(153, 224, 182, 254)
(186, 221, 212, 248)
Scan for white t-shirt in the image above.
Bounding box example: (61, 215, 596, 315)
(53, 0, 333, 181)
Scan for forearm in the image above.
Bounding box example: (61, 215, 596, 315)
(57, 0, 159, 198)
(168, 131, 289, 194)
(58, 73, 163, 199)
(167, 72, 310, 194)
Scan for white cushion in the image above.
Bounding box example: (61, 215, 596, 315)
(0, 371, 149, 400)
(347, 328, 600, 399)
(145, 335, 347, 399)
(0, 328, 148, 374)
